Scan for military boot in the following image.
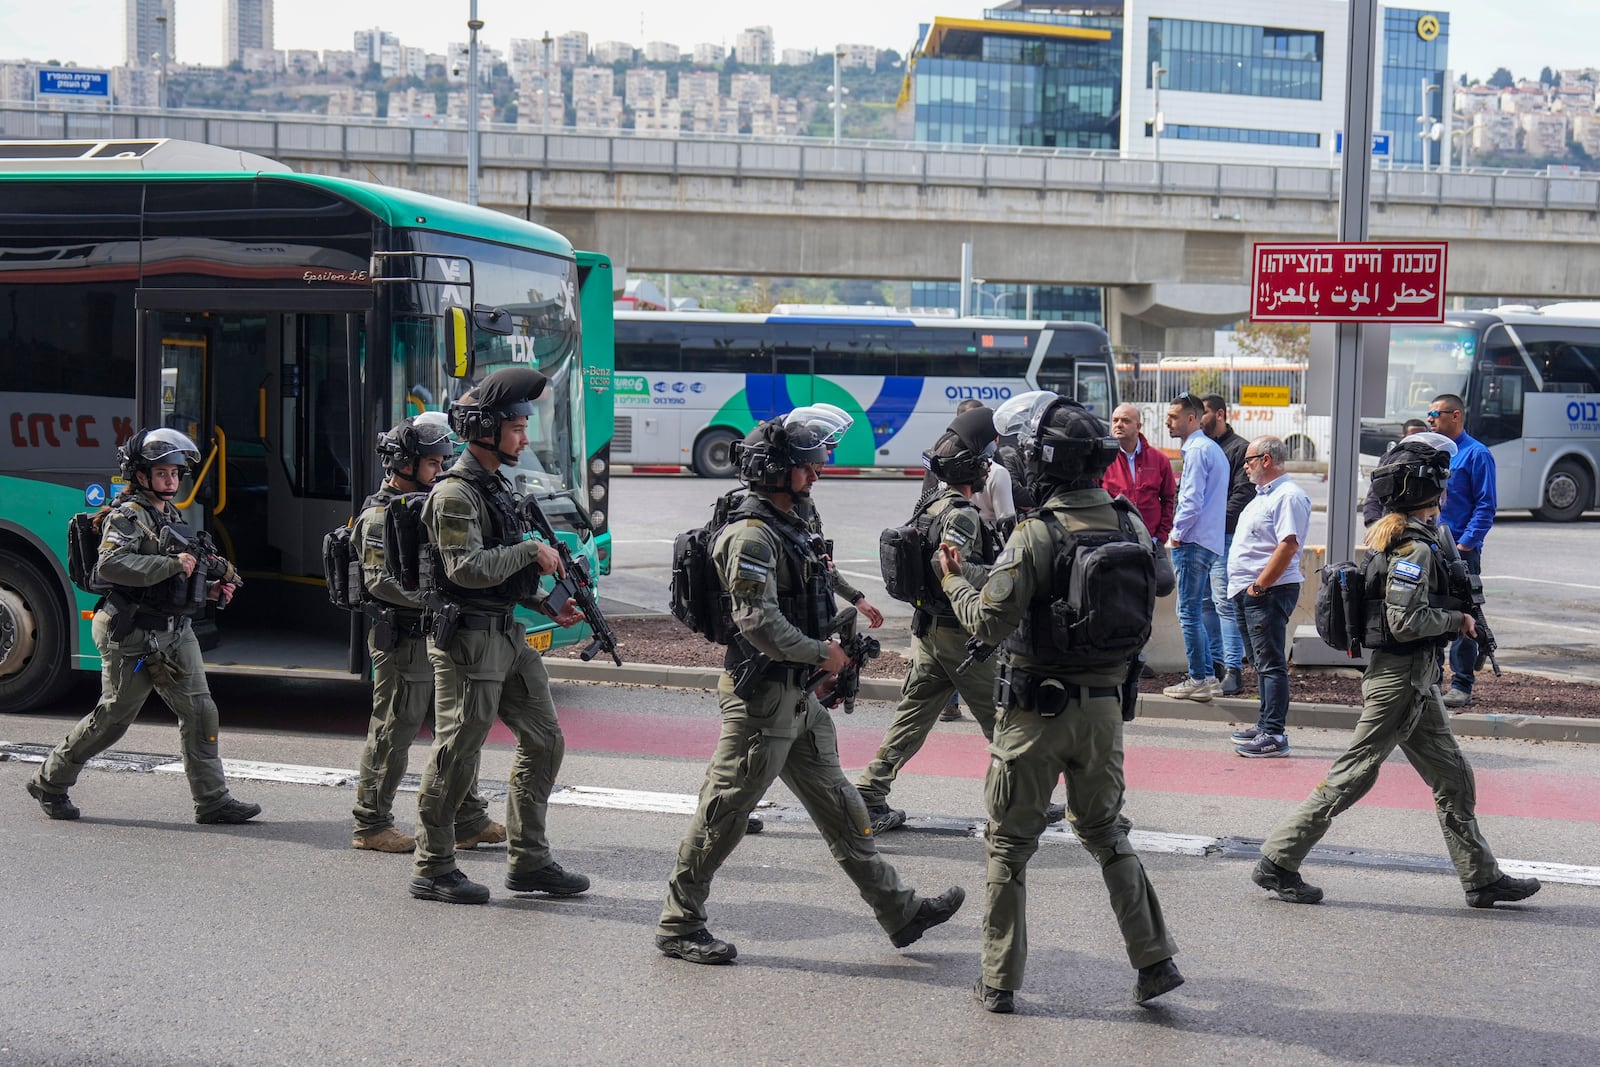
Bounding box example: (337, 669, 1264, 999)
(890, 886, 966, 948)
(1045, 802, 1067, 825)
(656, 928, 737, 965)
(1466, 873, 1541, 908)
(196, 799, 262, 825)
(26, 780, 80, 821)
(353, 826, 416, 853)
(505, 861, 590, 896)
(1252, 856, 1324, 904)
(973, 978, 1014, 1014)
(409, 869, 490, 905)
(456, 820, 508, 850)
(1134, 958, 1185, 1005)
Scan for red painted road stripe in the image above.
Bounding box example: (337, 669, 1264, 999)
(476, 707, 1600, 823)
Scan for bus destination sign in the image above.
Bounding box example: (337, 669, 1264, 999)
(1250, 241, 1447, 324)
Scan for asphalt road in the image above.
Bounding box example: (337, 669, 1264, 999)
(603, 474, 1600, 680)
(4, 677, 1598, 1066)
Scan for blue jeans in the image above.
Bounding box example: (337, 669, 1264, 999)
(1172, 543, 1218, 681)
(1447, 547, 1482, 694)
(1238, 584, 1298, 736)
(1203, 534, 1246, 672)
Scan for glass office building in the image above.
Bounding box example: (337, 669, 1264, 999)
(1147, 19, 1324, 100)
(1381, 7, 1450, 166)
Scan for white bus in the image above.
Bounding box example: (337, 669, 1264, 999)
(612, 309, 1116, 476)
(1362, 306, 1600, 521)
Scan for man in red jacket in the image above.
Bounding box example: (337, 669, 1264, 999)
(1103, 402, 1176, 594)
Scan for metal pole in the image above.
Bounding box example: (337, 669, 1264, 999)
(1151, 61, 1162, 163)
(832, 49, 843, 146)
(959, 242, 973, 318)
(467, 0, 483, 205)
(1441, 68, 1454, 172)
(1024, 283, 1034, 320)
(541, 30, 553, 132)
(155, 10, 169, 137)
(1328, 0, 1380, 566)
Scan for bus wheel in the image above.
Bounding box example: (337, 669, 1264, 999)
(692, 429, 742, 478)
(1533, 459, 1593, 523)
(0, 548, 73, 713)
(1286, 436, 1315, 461)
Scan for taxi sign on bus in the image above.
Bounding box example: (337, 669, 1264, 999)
(1250, 241, 1446, 324)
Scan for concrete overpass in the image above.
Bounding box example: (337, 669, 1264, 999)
(8, 103, 1600, 352)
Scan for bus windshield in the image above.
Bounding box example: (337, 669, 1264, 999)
(389, 232, 584, 523)
(1384, 325, 1478, 421)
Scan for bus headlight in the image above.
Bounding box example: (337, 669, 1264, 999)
(590, 457, 607, 476)
(590, 509, 606, 529)
(589, 482, 606, 502)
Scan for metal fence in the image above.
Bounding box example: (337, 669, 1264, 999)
(1118, 356, 1325, 460)
(5, 102, 1600, 212)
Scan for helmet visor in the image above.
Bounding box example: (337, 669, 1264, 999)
(783, 405, 853, 463)
(140, 426, 201, 467)
(991, 390, 1060, 441)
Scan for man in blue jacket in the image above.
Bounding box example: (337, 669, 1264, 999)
(1428, 393, 1496, 708)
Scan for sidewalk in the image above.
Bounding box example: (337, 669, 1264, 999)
(543, 658, 1600, 745)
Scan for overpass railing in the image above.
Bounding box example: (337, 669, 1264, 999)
(5, 102, 1600, 213)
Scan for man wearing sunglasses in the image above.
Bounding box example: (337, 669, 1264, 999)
(1427, 394, 1496, 708)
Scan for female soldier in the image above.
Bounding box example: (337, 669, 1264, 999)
(1251, 434, 1539, 908)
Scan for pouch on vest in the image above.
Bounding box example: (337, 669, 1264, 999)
(382, 492, 430, 593)
(66, 511, 112, 595)
(1314, 559, 1367, 657)
(322, 522, 362, 610)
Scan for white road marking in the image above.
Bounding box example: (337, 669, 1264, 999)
(836, 568, 887, 585)
(1498, 858, 1600, 887)
(612, 539, 676, 545)
(155, 759, 355, 787)
(549, 785, 700, 815)
(1485, 574, 1600, 592)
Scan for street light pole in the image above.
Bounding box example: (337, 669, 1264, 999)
(1418, 78, 1439, 171)
(540, 29, 553, 132)
(467, 0, 483, 205)
(154, 11, 169, 137)
(831, 48, 847, 145)
(1151, 61, 1167, 162)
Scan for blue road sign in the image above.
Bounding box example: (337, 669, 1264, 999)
(1334, 130, 1393, 157)
(38, 69, 110, 98)
(85, 484, 106, 507)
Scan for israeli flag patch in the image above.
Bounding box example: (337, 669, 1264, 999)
(1393, 560, 1424, 584)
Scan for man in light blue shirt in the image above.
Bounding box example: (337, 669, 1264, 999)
(1225, 437, 1312, 757)
(1162, 394, 1229, 700)
(1429, 393, 1497, 708)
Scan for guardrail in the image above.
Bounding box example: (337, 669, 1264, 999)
(6, 102, 1600, 213)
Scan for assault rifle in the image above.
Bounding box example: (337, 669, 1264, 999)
(518, 495, 622, 666)
(157, 524, 243, 610)
(807, 606, 881, 713)
(956, 636, 995, 675)
(1438, 526, 1501, 678)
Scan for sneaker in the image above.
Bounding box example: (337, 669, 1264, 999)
(974, 978, 1015, 1014)
(1466, 873, 1541, 909)
(25, 780, 80, 821)
(940, 702, 965, 722)
(1220, 668, 1243, 697)
(1045, 802, 1067, 825)
(1442, 688, 1472, 709)
(505, 861, 590, 896)
(1235, 733, 1290, 758)
(456, 820, 508, 850)
(353, 826, 416, 853)
(865, 802, 906, 835)
(196, 799, 261, 825)
(746, 813, 765, 835)
(409, 869, 490, 905)
(890, 887, 966, 948)
(1161, 676, 1213, 702)
(1251, 856, 1324, 904)
(1134, 958, 1185, 1005)
(1229, 725, 1262, 745)
(656, 928, 738, 965)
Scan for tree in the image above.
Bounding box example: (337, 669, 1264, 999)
(1230, 320, 1310, 362)
(1540, 66, 1557, 87)
(1488, 67, 1514, 89)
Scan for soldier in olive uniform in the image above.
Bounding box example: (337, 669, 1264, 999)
(27, 428, 259, 825)
(407, 368, 587, 905)
(350, 412, 504, 853)
(936, 392, 1181, 1014)
(1252, 435, 1540, 909)
(857, 406, 1002, 834)
(655, 407, 966, 965)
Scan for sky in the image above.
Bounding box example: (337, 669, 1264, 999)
(0, 1, 1596, 83)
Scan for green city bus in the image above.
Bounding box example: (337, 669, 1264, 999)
(0, 138, 615, 713)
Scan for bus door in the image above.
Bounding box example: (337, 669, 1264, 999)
(135, 288, 372, 674)
(1073, 360, 1115, 417)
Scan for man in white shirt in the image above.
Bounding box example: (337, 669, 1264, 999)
(1225, 436, 1312, 757)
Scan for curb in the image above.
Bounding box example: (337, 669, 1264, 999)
(542, 659, 1600, 745)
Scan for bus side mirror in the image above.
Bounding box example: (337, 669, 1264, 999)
(445, 306, 471, 379)
(474, 304, 514, 336)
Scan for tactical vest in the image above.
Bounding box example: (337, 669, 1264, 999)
(430, 466, 540, 607)
(723, 495, 835, 650)
(1362, 528, 1467, 654)
(101, 496, 206, 618)
(1004, 497, 1155, 670)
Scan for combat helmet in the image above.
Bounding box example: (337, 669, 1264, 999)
(378, 411, 455, 479)
(448, 366, 547, 464)
(1370, 431, 1456, 511)
(734, 405, 852, 494)
(923, 406, 998, 489)
(118, 427, 202, 498)
(992, 390, 1117, 496)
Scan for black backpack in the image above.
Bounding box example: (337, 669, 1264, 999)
(1314, 558, 1368, 657)
(669, 490, 743, 644)
(66, 511, 112, 595)
(1032, 498, 1155, 668)
(878, 509, 938, 605)
(322, 522, 362, 610)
